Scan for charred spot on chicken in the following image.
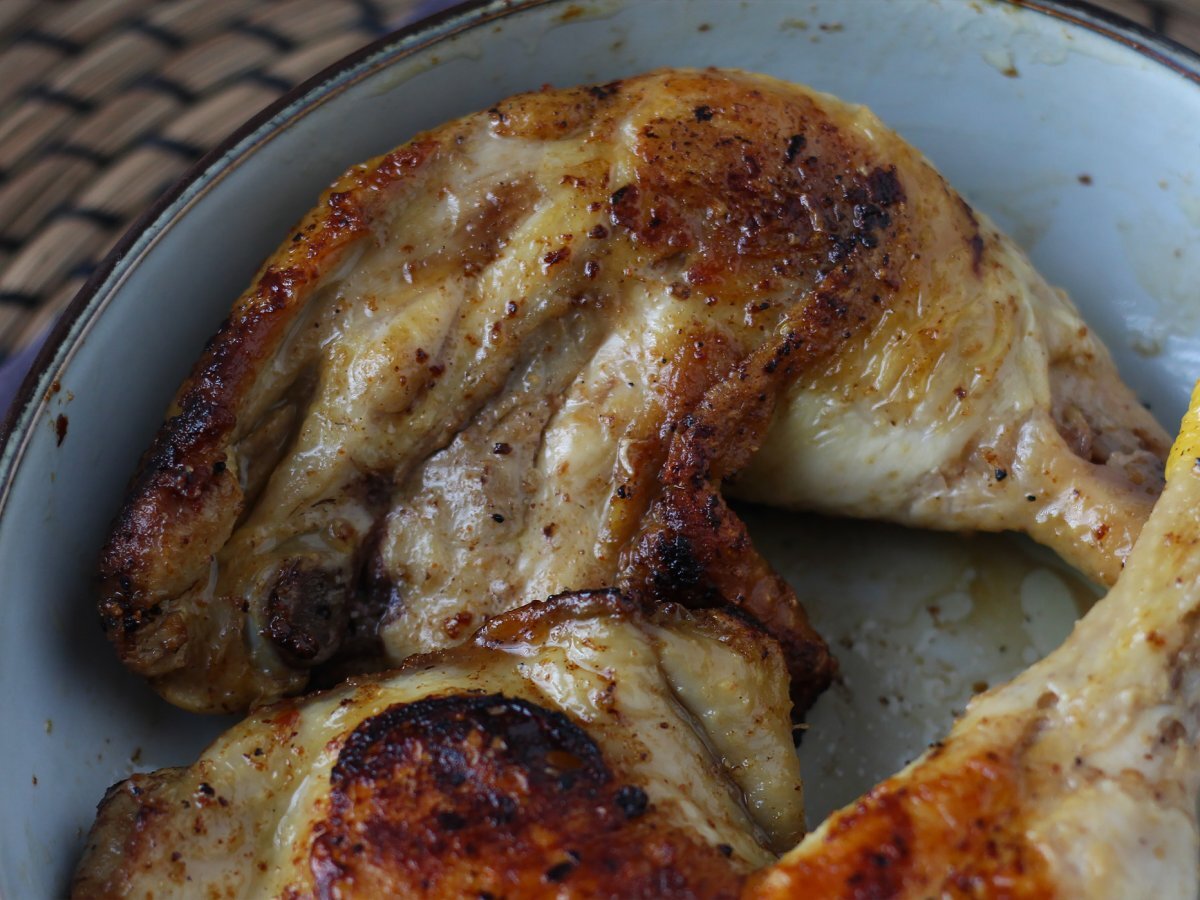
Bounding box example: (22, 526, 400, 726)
(73, 592, 803, 897)
(97, 68, 1166, 717)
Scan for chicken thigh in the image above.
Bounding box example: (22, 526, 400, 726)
(97, 69, 1167, 713)
(735, 211, 1165, 586)
(747, 383, 1200, 898)
(77, 386, 1200, 898)
(72, 592, 804, 899)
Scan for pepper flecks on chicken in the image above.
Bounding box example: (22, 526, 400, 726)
(97, 68, 1166, 714)
(73, 593, 804, 898)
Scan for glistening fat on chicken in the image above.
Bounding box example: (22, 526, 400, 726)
(96, 68, 1168, 714)
(75, 392, 1200, 897)
(72, 593, 804, 897)
(745, 382, 1200, 899)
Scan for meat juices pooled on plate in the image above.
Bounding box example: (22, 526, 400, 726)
(97, 68, 1166, 714)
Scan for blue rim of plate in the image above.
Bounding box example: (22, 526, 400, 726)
(1, 0, 1198, 516)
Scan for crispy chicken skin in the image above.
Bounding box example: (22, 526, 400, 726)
(77, 386, 1200, 899)
(735, 211, 1167, 585)
(72, 592, 805, 899)
(747, 386, 1200, 899)
(97, 68, 1166, 713)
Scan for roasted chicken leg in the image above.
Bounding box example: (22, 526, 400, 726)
(72, 592, 804, 898)
(76, 386, 1200, 897)
(97, 69, 1167, 712)
(747, 383, 1200, 898)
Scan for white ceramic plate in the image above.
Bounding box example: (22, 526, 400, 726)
(3, 0, 1200, 894)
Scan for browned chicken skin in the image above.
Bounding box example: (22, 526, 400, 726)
(77, 393, 1200, 897)
(745, 387, 1200, 899)
(73, 592, 805, 898)
(97, 68, 1166, 714)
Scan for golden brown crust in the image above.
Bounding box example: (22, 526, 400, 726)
(74, 591, 800, 898)
(97, 142, 438, 685)
(311, 693, 743, 899)
(93, 68, 924, 712)
(92, 66, 1159, 717)
(745, 746, 1055, 899)
(70, 773, 180, 898)
(615, 333, 852, 710)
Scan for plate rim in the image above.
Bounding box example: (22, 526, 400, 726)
(2, 0, 1199, 504)
(1020, 0, 1200, 84)
(0, 0, 514, 513)
(1, 0, 1199, 892)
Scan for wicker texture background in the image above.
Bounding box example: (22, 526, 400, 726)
(0, 0, 1195, 370)
(0, 0, 439, 363)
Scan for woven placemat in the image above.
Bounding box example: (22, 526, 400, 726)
(0, 0, 448, 363)
(0, 0, 1196, 369)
